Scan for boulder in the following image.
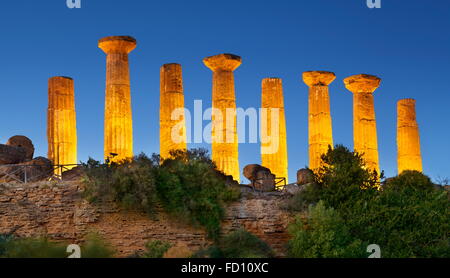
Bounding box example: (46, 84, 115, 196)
(6, 136, 34, 161)
(0, 144, 27, 165)
(62, 166, 84, 181)
(297, 168, 314, 185)
(243, 164, 272, 181)
(243, 164, 276, 192)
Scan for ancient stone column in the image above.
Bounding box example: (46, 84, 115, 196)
(203, 53, 241, 183)
(303, 71, 335, 171)
(47, 76, 78, 173)
(99, 36, 136, 163)
(344, 74, 381, 174)
(261, 78, 288, 182)
(397, 99, 423, 173)
(160, 63, 187, 159)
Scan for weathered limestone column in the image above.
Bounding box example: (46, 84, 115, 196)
(98, 36, 136, 163)
(203, 53, 241, 182)
(303, 71, 335, 171)
(47, 76, 78, 173)
(397, 99, 423, 173)
(261, 78, 288, 182)
(344, 74, 381, 173)
(160, 63, 187, 159)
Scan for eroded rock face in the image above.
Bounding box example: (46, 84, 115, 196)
(0, 144, 27, 165)
(297, 168, 314, 185)
(6, 136, 34, 161)
(243, 164, 276, 192)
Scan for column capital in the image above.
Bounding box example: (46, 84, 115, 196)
(302, 71, 336, 87)
(98, 36, 137, 54)
(203, 53, 242, 72)
(344, 74, 381, 94)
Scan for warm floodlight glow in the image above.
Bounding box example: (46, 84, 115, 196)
(397, 99, 423, 174)
(98, 36, 136, 163)
(47, 76, 78, 173)
(203, 53, 241, 182)
(303, 71, 336, 172)
(261, 78, 288, 182)
(344, 74, 381, 174)
(160, 63, 187, 159)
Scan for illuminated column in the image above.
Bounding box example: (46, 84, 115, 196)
(303, 71, 335, 171)
(47, 77, 78, 174)
(203, 53, 241, 182)
(261, 78, 288, 182)
(344, 74, 381, 173)
(397, 99, 423, 173)
(160, 63, 187, 159)
(98, 36, 136, 163)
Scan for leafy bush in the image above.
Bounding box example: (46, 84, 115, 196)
(82, 154, 159, 215)
(0, 237, 66, 258)
(155, 149, 240, 239)
(82, 149, 240, 240)
(141, 240, 172, 258)
(286, 145, 450, 258)
(81, 233, 115, 258)
(288, 201, 367, 258)
(193, 229, 274, 258)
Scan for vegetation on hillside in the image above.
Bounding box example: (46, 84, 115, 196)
(81, 149, 240, 240)
(287, 145, 450, 258)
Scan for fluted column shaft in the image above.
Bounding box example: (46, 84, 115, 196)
(303, 71, 335, 171)
(99, 36, 136, 163)
(397, 99, 423, 173)
(203, 54, 241, 182)
(261, 78, 288, 182)
(344, 74, 381, 174)
(160, 63, 187, 159)
(47, 76, 77, 173)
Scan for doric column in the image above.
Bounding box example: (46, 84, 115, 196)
(344, 74, 381, 174)
(303, 71, 335, 171)
(47, 76, 78, 173)
(160, 63, 187, 159)
(203, 53, 241, 182)
(261, 78, 288, 182)
(397, 98, 423, 173)
(98, 36, 136, 163)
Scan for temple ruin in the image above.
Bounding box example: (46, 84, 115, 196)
(160, 63, 187, 159)
(203, 53, 241, 182)
(261, 78, 288, 182)
(99, 36, 136, 163)
(397, 98, 423, 174)
(47, 76, 78, 173)
(344, 74, 381, 174)
(303, 71, 335, 172)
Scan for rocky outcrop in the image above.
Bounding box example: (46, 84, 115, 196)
(6, 136, 34, 161)
(243, 164, 276, 192)
(0, 144, 27, 165)
(297, 168, 314, 185)
(0, 182, 293, 257)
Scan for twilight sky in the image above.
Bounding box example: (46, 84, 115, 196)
(0, 0, 449, 183)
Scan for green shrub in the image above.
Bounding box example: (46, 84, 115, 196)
(286, 146, 450, 258)
(81, 233, 115, 258)
(82, 149, 240, 241)
(288, 201, 367, 258)
(0, 237, 66, 258)
(155, 149, 240, 240)
(281, 183, 321, 212)
(82, 154, 159, 215)
(193, 229, 274, 258)
(141, 240, 172, 258)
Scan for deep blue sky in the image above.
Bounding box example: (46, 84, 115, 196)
(0, 0, 449, 183)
